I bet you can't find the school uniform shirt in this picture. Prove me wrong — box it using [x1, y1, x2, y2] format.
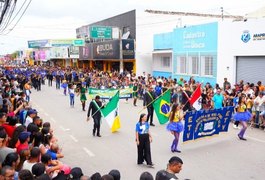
[135, 122, 149, 134]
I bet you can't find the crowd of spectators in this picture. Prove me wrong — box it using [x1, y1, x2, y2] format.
[0, 64, 264, 179]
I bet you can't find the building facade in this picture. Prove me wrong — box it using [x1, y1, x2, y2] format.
[76, 10, 136, 73]
[153, 18, 265, 86]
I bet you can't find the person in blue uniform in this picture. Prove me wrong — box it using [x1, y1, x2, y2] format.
[135, 113, 154, 167]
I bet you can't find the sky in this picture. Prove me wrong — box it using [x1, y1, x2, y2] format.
[0, 0, 265, 54]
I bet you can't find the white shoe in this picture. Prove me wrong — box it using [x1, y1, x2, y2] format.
[233, 124, 237, 129]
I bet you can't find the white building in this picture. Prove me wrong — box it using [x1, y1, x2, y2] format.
[217, 18, 265, 85]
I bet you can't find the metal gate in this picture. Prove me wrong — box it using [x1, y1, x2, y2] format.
[236, 56, 265, 84]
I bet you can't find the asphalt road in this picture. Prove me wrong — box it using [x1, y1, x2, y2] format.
[30, 83, 265, 180]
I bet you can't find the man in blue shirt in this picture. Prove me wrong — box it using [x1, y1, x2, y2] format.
[212, 88, 224, 109]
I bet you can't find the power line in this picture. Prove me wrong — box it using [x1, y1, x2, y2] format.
[1, 0, 32, 35]
[0, 0, 11, 25]
[6, 0, 27, 27]
[0, 0, 17, 32]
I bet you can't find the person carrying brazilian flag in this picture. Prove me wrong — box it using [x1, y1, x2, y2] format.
[142, 87, 171, 126]
[143, 86, 156, 126]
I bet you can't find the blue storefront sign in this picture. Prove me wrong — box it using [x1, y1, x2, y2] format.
[28, 40, 50, 48]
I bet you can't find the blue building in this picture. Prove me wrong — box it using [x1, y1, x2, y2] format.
[153, 22, 218, 86]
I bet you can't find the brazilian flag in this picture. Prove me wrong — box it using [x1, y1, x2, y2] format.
[153, 90, 171, 124]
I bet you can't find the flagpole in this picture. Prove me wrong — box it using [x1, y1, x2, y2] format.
[138, 88, 171, 114]
[87, 91, 119, 121]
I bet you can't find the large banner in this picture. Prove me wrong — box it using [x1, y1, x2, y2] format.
[183, 106, 234, 142]
[88, 87, 132, 99]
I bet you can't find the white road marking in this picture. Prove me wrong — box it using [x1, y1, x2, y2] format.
[246, 136, 265, 143]
[59, 126, 70, 132]
[83, 147, 95, 157]
[69, 135, 78, 142]
[44, 113, 49, 117]
[60, 126, 66, 131]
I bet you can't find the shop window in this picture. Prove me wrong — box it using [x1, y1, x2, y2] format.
[177, 56, 187, 74]
[160, 56, 170, 68]
[189, 56, 199, 75]
[201, 56, 213, 76]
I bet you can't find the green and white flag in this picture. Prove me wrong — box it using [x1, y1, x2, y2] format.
[101, 91, 121, 132]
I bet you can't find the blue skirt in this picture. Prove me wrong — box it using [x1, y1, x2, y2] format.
[166, 121, 184, 133]
[233, 111, 252, 122]
[61, 83, 68, 89]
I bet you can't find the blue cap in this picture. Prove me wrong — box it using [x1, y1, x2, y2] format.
[18, 131, 31, 141]
[28, 109, 38, 115]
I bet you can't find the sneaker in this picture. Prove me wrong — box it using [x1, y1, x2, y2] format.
[233, 124, 238, 129]
[150, 123, 155, 126]
[147, 164, 154, 168]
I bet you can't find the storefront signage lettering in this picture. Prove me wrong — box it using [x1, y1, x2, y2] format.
[93, 40, 120, 59]
[97, 44, 113, 53]
[253, 33, 265, 41]
[183, 31, 205, 39]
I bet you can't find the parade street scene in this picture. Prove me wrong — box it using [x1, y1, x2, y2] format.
[0, 0, 265, 180]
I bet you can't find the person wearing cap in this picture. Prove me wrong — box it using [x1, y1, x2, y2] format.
[108, 169, 121, 180]
[16, 131, 30, 154]
[156, 156, 183, 180]
[69, 167, 83, 180]
[24, 109, 38, 127]
[87, 95, 104, 137]
[143, 86, 156, 126]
